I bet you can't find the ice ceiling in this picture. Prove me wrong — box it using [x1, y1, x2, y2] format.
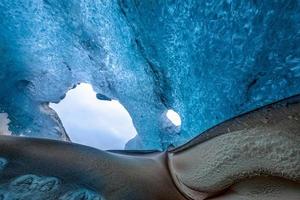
[0, 0, 299, 150]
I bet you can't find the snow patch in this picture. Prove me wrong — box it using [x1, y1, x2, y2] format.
[0, 113, 12, 136]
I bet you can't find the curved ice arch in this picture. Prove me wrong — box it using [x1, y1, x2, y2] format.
[0, 0, 299, 149]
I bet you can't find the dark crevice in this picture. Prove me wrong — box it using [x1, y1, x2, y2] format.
[117, 1, 172, 108]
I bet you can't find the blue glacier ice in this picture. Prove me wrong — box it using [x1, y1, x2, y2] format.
[0, 0, 299, 150]
[0, 158, 7, 170]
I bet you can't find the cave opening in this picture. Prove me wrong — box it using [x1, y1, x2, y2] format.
[50, 83, 137, 150]
[166, 109, 181, 127]
[0, 113, 11, 136]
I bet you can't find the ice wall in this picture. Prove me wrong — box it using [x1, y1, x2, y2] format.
[0, 0, 299, 149]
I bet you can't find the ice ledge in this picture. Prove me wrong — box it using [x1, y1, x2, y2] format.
[169, 95, 300, 199]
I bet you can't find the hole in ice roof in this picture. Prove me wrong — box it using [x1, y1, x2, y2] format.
[50, 83, 137, 150]
[166, 109, 181, 126]
[0, 113, 12, 136]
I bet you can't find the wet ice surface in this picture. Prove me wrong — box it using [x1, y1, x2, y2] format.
[0, 0, 299, 149]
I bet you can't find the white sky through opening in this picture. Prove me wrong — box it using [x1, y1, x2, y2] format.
[0, 113, 12, 136]
[50, 83, 137, 150]
[166, 109, 181, 126]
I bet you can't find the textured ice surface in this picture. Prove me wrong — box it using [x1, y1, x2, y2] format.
[0, 174, 101, 200]
[0, 0, 299, 149]
[171, 127, 300, 192]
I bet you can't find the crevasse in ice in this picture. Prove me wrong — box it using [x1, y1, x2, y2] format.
[0, 0, 299, 150]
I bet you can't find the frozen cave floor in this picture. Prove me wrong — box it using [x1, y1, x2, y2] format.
[0, 95, 298, 200]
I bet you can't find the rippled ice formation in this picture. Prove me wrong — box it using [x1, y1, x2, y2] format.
[0, 0, 299, 149]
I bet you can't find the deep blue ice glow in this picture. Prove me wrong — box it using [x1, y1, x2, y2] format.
[0, 0, 299, 149]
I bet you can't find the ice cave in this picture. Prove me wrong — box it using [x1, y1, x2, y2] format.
[0, 0, 299, 199]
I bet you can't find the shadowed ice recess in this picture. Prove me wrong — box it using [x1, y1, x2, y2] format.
[0, 0, 299, 150]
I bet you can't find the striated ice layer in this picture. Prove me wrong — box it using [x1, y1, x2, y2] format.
[0, 0, 299, 149]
